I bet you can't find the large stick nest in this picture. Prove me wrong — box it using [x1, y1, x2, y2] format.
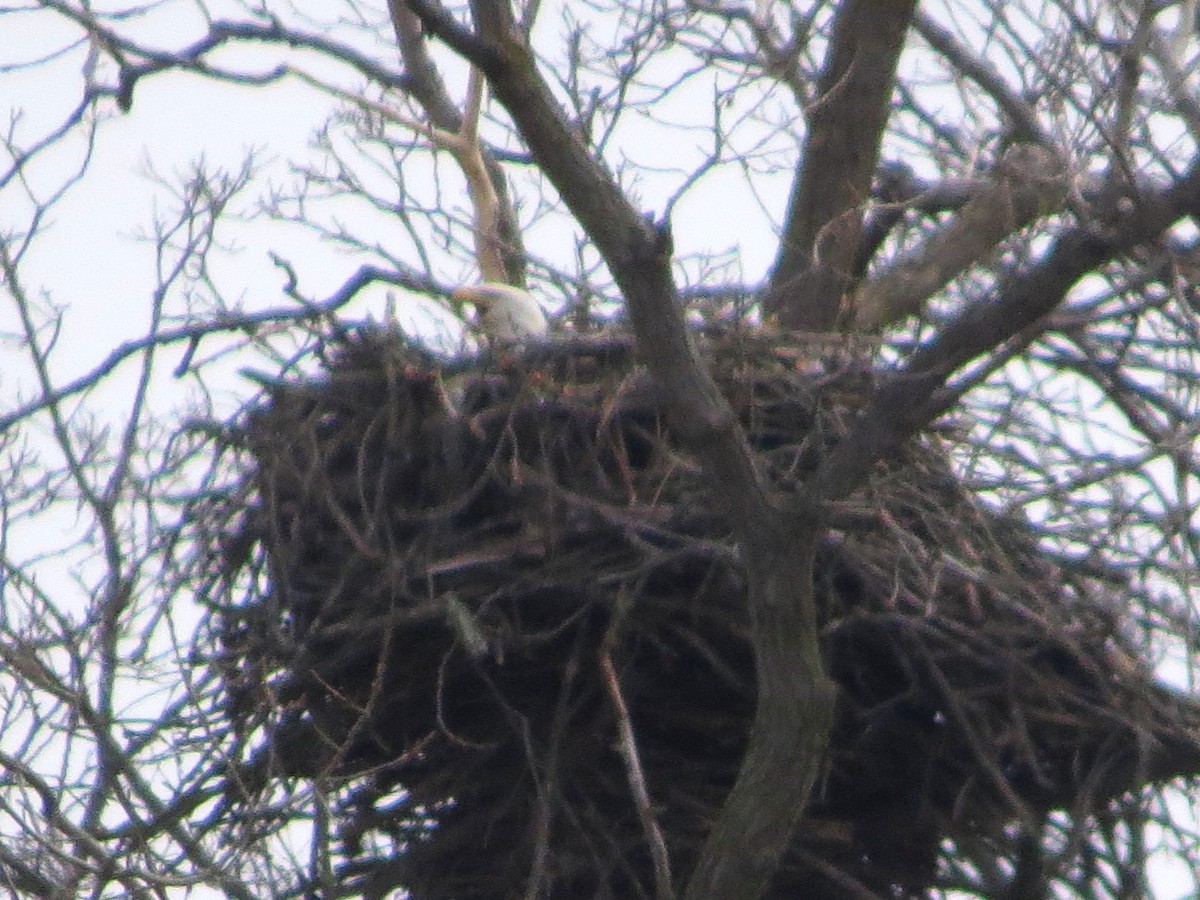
[215, 328, 1200, 898]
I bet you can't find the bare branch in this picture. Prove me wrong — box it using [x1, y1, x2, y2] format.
[600, 651, 674, 900]
[913, 10, 1051, 148]
[854, 144, 1069, 330]
[387, 2, 528, 282]
[819, 162, 1200, 502]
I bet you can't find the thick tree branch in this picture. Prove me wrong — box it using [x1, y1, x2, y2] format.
[685, 523, 835, 899]
[387, 0, 462, 125]
[764, 0, 917, 331]
[816, 166, 1200, 502]
[860, 163, 1186, 276]
[854, 144, 1069, 330]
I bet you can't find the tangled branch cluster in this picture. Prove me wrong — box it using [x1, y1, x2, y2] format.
[213, 329, 1200, 897]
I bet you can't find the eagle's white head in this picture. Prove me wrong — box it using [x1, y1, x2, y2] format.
[452, 283, 548, 343]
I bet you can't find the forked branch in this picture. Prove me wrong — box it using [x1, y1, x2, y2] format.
[289, 65, 508, 286]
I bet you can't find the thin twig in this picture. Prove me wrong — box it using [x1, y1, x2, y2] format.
[599, 650, 675, 900]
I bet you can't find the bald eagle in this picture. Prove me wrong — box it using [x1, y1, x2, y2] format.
[452, 283, 548, 342]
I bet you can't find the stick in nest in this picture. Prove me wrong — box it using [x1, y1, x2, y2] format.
[600, 649, 675, 899]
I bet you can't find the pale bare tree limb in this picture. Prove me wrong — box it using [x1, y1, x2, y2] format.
[854, 144, 1069, 330]
[290, 65, 505, 284]
[386, 1, 528, 282]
